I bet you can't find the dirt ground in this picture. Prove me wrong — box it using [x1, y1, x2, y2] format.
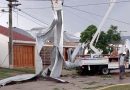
[1, 69, 130, 90]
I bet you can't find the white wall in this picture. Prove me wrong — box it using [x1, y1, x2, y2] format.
[0, 34, 9, 68]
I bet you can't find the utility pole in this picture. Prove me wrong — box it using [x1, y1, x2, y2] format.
[7, 0, 21, 68]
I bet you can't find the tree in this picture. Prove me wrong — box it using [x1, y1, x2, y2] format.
[80, 25, 97, 43]
[106, 25, 121, 44]
[80, 25, 121, 54]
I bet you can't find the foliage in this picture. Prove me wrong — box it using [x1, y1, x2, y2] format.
[80, 25, 97, 43]
[106, 25, 121, 44]
[80, 25, 121, 54]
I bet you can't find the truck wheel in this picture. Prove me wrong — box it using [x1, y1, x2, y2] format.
[101, 67, 109, 75]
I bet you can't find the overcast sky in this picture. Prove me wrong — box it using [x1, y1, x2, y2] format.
[0, 0, 130, 36]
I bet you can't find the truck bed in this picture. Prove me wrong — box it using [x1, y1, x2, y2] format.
[76, 57, 109, 66]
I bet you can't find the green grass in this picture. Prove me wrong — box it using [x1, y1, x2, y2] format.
[83, 85, 104, 90]
[0, 72, 11, 79]
[100, 85, 130, 90]
[83, 84, 114, 90]
[0, 68, 35, 80]
[12, 68, 35, 73]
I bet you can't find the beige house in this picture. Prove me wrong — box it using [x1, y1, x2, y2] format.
[0, 26, 36, 68]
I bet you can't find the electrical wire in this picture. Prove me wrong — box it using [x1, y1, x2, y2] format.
[21, 6, 51, 10]
[0, 7, 8, 8]
[0, 54, 9, 66]
[64, 7, 109, 31]
[64, 7, 98, 25]
[64, 6, 130, 26]
[64, 0, 130, 7]
[13, 10, 46, 27]
[16, 8, 19, 27]
[0, 2, 7, 4]
[16, 8, 49, 26]
[0, 12, 5, 18]
[23, 0, 50, 1]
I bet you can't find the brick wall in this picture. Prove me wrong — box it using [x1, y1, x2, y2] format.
[40, 46, 53, 68]
[40, 43, 77, 68]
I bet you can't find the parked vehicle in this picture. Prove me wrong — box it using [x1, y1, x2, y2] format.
[73, 0, 129, 75]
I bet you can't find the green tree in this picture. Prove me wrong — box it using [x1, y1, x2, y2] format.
[106, 25, 121, 44]
[80, 25, 97, 43]
[80, 25, 121, 54]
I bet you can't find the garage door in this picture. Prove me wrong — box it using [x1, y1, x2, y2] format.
[13, 44, 35, 68]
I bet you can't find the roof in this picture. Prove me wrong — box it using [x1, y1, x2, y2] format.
[13, 27, 34, 39]
[119, 36, 130, 44]
[30, 27, 80, 43]
[0, 26, 35, 42]
[44, 41, 79, 47]
[122, 36, 130, 41]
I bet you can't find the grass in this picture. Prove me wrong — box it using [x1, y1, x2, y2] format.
[83, 83, 114, 90]
[61, 69, 78, 77]
[0, 68, 35, 80]
[99, 84, 130, 90]
[83, 85, 104, 90]
[100, 75, 112, 79]
[125, 72, 130, 77]
[12, 68, 35, 73]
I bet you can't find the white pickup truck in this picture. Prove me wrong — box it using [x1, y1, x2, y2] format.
[75, 55, 129, 75]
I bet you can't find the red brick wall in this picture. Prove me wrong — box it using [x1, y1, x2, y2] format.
[40, 46, 53, 68]
[40, 46, 75, 68]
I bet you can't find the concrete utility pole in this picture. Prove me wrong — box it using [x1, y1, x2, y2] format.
[7, 0, 21, 68]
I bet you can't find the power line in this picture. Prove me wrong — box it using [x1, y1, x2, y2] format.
[16, 8, 48, 26]
[21, 10, 49, 26]
[64, 6, 130, 26]
[0, 2, 7, 4]
[0, 7, 8, 8]
[21, 6, 51, 10]
[13, 10, 45, 27]
[64, 0, 130, 7]
[64, 6, 101, 18]
[64, 7, 107, 31]
[23, 0, 50, 1]
[0, 13, 4, 17]
[64, 7, 97, 24]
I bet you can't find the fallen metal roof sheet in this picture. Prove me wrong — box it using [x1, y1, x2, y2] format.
[0, 74, 36, 86]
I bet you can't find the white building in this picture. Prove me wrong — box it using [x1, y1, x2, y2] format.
[0, 26, 36, 68]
